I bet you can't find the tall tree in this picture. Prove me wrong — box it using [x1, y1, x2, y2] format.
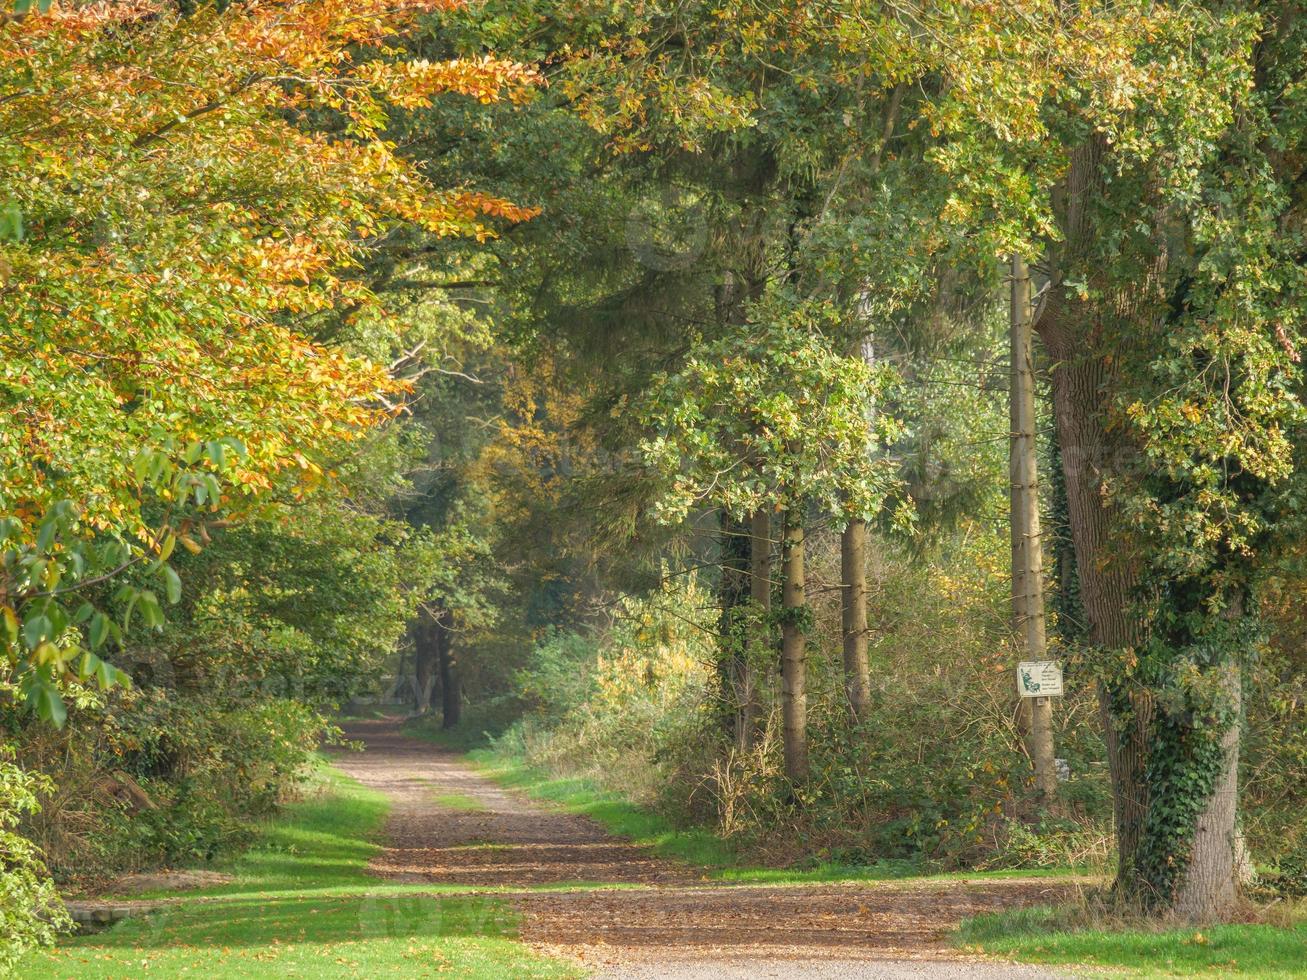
[639, 312, 901, 779]
[903, 0, 1305, 917]
[0, 0, 538, 722]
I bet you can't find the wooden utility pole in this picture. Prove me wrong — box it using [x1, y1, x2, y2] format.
[1010, 254, 1057, 803]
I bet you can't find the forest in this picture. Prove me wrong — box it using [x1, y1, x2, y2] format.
[1, 1, 1305, 977]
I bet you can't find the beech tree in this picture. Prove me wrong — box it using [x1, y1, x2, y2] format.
[0, 0, 538, 722]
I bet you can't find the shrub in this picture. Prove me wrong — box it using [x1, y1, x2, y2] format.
[499, 529, 1117, 872]
[0, 750, 69, 976]
[14, 691, 325, 884]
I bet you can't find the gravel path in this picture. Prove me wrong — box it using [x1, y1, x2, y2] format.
[332, 720, 1077, 979]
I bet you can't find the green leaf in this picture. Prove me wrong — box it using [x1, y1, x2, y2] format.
[35, 516, 58, 553]
[0, 201, 23, 242]
[206, 440, 226, 470]
[88, 612, 110, 649]
[138, 590, 164, 628]
[21, 672, 67, 728]
[79, 651, 119, 690]
[161, 564, 182, 604]
[22, 613, 51, 649]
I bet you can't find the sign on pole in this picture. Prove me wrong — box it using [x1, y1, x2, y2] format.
[1017, 661, 1063, 698]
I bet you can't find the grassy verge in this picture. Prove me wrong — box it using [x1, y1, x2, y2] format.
[958, 904, 1307, 978]
[25, 760, 580, 980]
[466, 747, 1086, 887]
[401, 706, 511, 752]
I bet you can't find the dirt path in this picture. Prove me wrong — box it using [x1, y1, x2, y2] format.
[333, 720, 1077, 978]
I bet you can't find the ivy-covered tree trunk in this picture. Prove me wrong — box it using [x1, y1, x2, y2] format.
[1173, 663, 1241, 918]
[840, 518, 870, 721]
[435, 607, 461, 729]
[780, 512, 808, 781]
[1039, 250, 1242, 918]
[1040, 318, 1150, 892]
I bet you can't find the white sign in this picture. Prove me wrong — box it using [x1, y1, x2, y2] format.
[1017, 661, 1063, 698]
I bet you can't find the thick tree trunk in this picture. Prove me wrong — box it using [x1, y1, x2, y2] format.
[435, 607, 460, 729]
[1010, 254, 1056, 803]
[840, 518, 870, 721]
[1039, 204, 1240, 914]
[1040, 310, 1153, 894]
[1173, 667, 1241, 920]
[780, 512, 807, 782]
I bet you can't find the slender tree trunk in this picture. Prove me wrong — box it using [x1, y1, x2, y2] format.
[780, 512, 807, 782]
[742, 509, 772, 750]
[1010, 254, 1057, 803]
[840, 518, 871, 721]
[435, 607, 460, 729]
[717, 511, 752, 744]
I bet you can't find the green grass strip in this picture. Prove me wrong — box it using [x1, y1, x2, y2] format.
[24, 760, 580, 979]
[958, 905, 1307, 978]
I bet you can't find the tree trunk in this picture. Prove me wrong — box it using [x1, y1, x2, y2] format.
[717, 511, 752, 745]
[780, 512, 807, 782]
[412, 620, 437, 715]
[435, 607, 460, 729]
[742, 508, 772, 749]
[1010, 253, 1056, 803]
[1042, 324, 1156, 887]
[1173, 666, 1241, 919]
[840, 518, 871, 721]
[1038, 166, 1241, 913]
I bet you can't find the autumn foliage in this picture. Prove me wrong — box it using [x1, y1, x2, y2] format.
[0, 0, 538, 719]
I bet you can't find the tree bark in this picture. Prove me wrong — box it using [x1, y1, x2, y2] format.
[1173, 666, 1241, 920]
[1040, 294, 1154, 897]
[412, 619, 437, 715]
[840, 518, 871, 721]
[435, 607, 460, 729]
[1037, 140, 1240, 914]
[717, 511, 752, 745]
[742, 508, 772, 749]
[780, 512, 808, 782]
[1010, 253, 1057, 803]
